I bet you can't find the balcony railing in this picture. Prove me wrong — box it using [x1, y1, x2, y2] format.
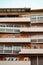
[4, 50, 12, 54]
[0, 49, 20, 54]
[0, 27, 20, 33]
[0, 27, 29, 33]
[0, 17, 30, 22]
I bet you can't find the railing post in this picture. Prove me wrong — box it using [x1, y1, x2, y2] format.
[12, 45, 13, 54]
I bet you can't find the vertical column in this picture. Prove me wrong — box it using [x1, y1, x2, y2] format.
[13, 25, 14, 33]
[37, 56, 39, 65]
[36, 16, 38, 22]
[37, 39, 38, 43]
[3, 44, 5, 54]
[5, 24, 6, 32]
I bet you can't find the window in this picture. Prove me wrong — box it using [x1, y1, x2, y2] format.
[0, 46, 3, 50]
[38, 39, 43, 42]
[14, 25, 21, 27]
[21, 46, 26, 49]
[5, 46, 12, 50]
[0, 24, 5, 27]
[31, 15, 43, 21]
[0, 29, 5, 32]
[37, 16, 43, 20]
[31, 16, 36, 21]
[6, 25, 13, 27]
[14, 29, 20, 32]
[6, 29, 13, 32]
[31, 39, 37, 43]
[13, 46, 20, 51]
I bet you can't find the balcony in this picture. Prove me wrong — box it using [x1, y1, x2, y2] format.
[1, 27, 43, 33]
[0, 61, 31, 65]
[19, 49, 43, 54]
[0, 17, 30, 22]
[0, 38, 30, 42]
[0, 49, 43, 54]
[31, 15, 43, 23]
[31, 35, 43, 43]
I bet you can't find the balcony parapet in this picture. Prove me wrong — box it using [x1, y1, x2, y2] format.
[0, 18, 30, 22]
[19, 49, 43, 54]
[0, 61, 31, 65]
[0, 38, 30, 42]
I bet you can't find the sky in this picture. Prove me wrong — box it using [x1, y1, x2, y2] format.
[0, 0, 43, 9]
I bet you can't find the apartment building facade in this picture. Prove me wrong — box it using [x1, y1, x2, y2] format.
[0, 8, 43, 65]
